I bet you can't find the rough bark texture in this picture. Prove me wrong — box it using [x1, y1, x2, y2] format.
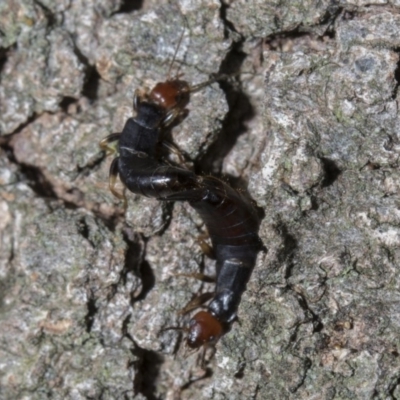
[1, 0, 400, 399]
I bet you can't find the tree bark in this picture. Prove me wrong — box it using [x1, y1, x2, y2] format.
[1, 0, 400, 399]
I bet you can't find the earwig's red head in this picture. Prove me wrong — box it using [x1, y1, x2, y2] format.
[149, 80, 190, 112]
[186, 311, 224, 349]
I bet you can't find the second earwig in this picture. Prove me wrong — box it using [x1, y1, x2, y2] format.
[181, 176, 262, 348]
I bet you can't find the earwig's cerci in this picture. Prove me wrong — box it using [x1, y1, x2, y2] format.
[100, 48, 262, 350]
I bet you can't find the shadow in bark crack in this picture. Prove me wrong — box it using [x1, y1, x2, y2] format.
[392, 48, 400, 100]
[59, 96, 78, 112]
[274, 222, 298, 280]
[0, 46, 12, 76]
[18, 163, 58, 199]
[115, 0, 144, 14]
[195, 40, 255, 176]
[82, 65, 101, 102]
[120, 230, 155, 304]
[132, 259, 155, 303]
[71, 43, 101, 102]
[219, 0, 239, 39]
[132, 346, 164, 400]
[85, 293, 98, 333]
[320, 157, 341, 188]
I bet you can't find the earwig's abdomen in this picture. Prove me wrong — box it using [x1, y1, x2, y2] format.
[117, 109, 201, 200]
[188, 176, 262, 327]
[119, 154, 199, 199]
[190, 176, 261, 247]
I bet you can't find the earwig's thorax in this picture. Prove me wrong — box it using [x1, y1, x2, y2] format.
[149, 80, 190, 111]
[186, 311, 224, 349]
[134, 101, 165, 129]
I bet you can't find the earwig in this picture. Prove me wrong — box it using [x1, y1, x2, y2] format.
[155, 176, 262, 350]
[99, 75, 195, 202]
[100, 57, 221, 202]
[183, 176, 262, 348]
[102, 117, 263, 349]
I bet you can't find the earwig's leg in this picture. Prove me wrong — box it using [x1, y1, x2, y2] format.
[182, 343, 200, 360]
[163, 107, 188, 127]
[197, 234, 216, 260]
[162, 141, 187, 165]
[99, 133, 120, 155]
[200, 345, 216, 369]
[133, 88, 143, 111]
[134, 87, 149, 111]
[109, 157, 122, 198]
[109, 157, 127, 210]
[178, 292, 214, 315]
[199, 346, 207, 369]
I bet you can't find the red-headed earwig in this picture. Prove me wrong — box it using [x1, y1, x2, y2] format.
[178, 176, 262, 348]
[155, 176, 262, 351]
[99, 28, 221, 202]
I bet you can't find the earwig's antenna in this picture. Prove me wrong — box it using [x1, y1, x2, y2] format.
[188, 74, 228, 93]
[159, 326, 186, 333]
[166, 16, 189, 80]
[188, 72, 243, 93]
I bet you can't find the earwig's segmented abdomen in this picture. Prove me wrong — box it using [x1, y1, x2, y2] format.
[116, 104, 202, 200]
[190, 176, 261, 247]
[188, 176, 262, 328]
[119, 154, 199, 199]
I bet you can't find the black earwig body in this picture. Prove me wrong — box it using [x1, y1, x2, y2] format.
[117, 96, 199, 200]
[101, 79, 201, 200]
[101, 72, 223, 200]
[101, 30, 227, 202]
[185, 177, 262, 348]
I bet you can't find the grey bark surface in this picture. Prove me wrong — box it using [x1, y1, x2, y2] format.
[1, 0, 400, 399]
